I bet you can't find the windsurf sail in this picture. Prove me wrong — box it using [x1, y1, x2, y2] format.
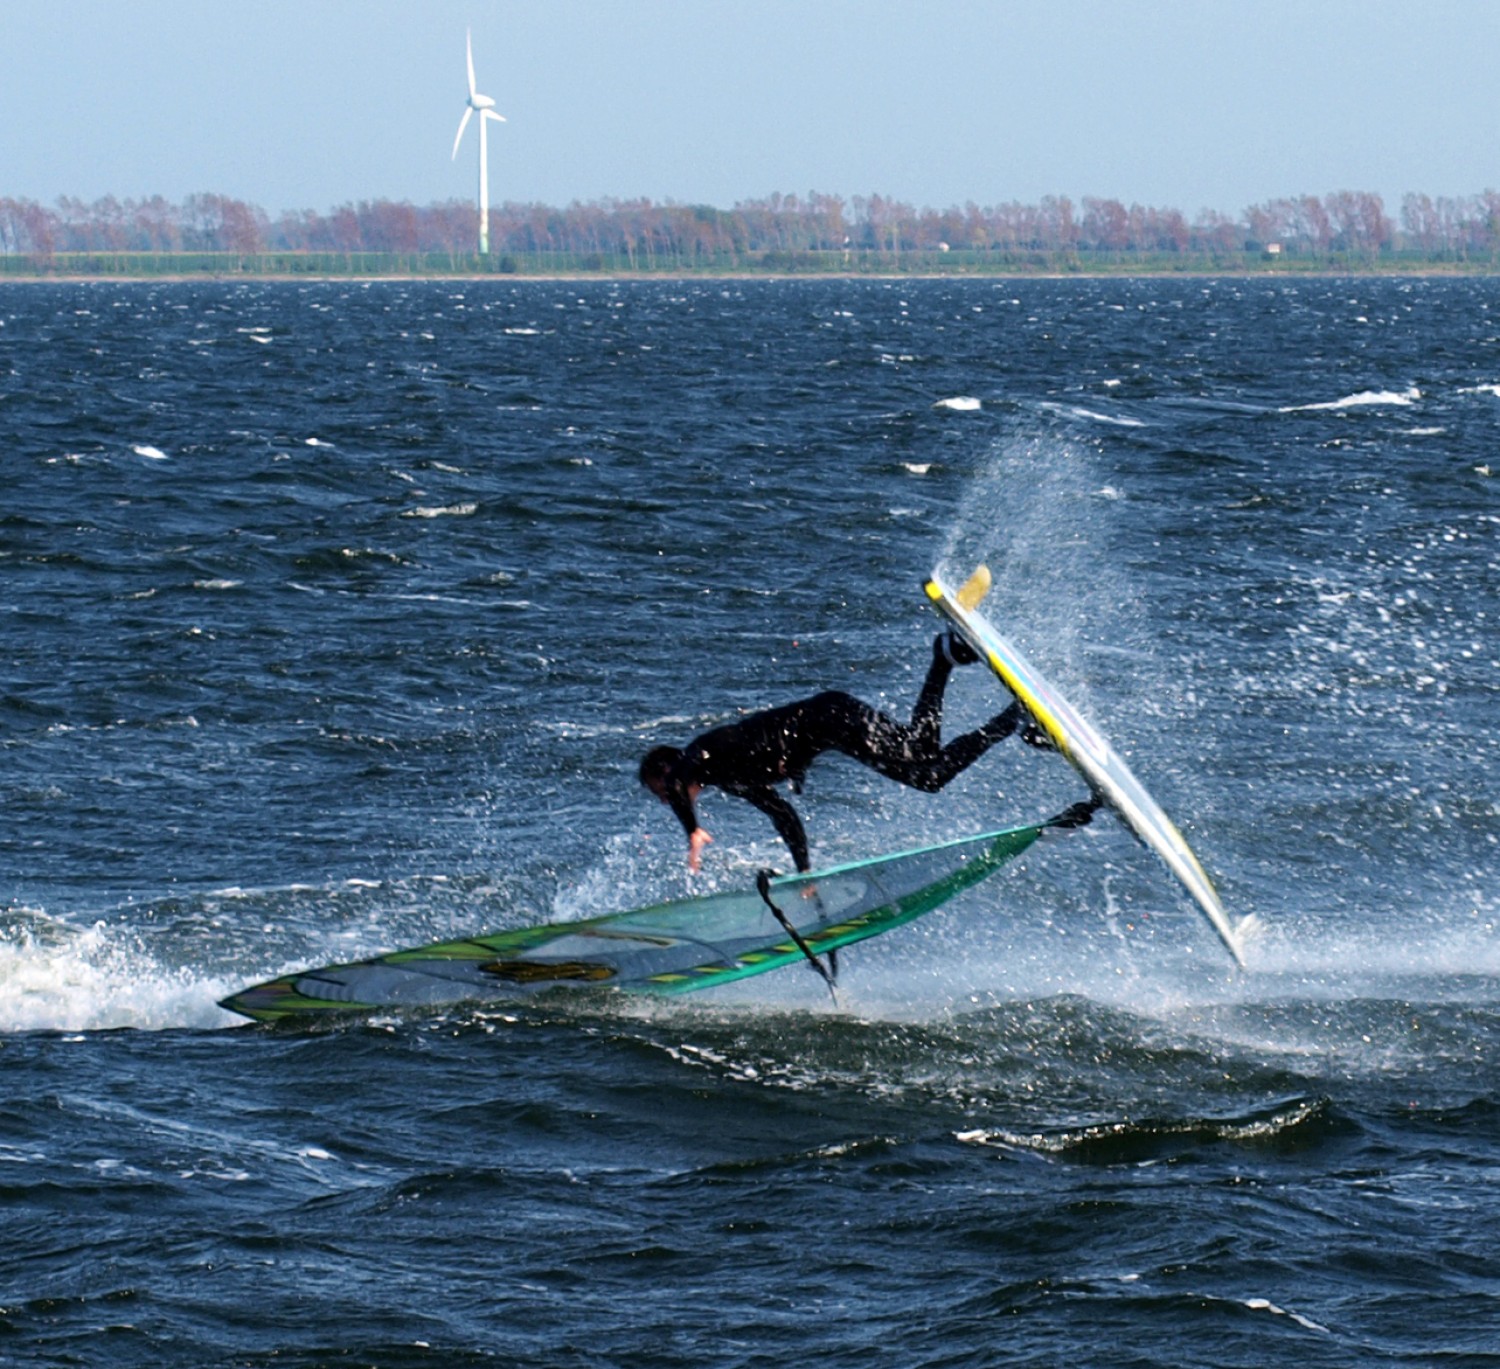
[219, 821, 1050, 1022]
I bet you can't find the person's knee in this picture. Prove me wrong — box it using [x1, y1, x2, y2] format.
[906, 767, 948, 794]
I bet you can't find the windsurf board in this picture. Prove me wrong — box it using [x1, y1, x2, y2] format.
[925, 565, 1244, 967]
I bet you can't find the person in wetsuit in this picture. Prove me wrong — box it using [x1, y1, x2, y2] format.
[639, 631, 1030, 873]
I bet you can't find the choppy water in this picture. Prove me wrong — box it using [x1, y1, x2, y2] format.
[2, 276, 1497, 1367]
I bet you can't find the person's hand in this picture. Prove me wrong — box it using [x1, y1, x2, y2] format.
[1051, 796, 1102, 829]
[687, 827, 714, 872]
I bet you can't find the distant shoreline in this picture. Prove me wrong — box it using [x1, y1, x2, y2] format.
[6, 264, 1500, 286]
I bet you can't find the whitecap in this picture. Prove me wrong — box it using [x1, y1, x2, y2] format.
[933, 396, 982, 412]
[1282, 386, 1420, 412]
[401, 503, 477, 519]
[131, 444, 169, 460]
[1242, 1298, 1329, 1334]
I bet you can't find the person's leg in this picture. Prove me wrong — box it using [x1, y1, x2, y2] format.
[914, 701, 1024, 789]
[809, 679, 1022, 794]
[908, 631, 979, 750]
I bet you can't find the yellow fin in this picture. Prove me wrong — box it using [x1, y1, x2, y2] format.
[956, 565, 992, 611]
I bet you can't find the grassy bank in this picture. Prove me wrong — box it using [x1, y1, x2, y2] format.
[4, 247, 1499, 280]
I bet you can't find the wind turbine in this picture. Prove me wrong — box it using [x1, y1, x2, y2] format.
[450, 29, 505, 254]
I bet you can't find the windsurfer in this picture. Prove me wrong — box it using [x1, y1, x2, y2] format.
[640, 632, 1044, 873]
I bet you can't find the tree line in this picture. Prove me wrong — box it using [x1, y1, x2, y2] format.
[4, 188, 1500, 269]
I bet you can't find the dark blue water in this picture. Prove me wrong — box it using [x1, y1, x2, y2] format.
[2, 276, 1497, 1367]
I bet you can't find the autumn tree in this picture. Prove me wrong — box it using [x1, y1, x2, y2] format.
[1082, 197, 1129, 251]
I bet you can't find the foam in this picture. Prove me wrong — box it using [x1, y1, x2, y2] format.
[0, 916, 241, 1033]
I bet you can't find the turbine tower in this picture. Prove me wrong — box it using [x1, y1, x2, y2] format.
[450, 29, 505, 254]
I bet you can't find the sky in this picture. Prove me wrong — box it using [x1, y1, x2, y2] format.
[5, 0, 1499, 220]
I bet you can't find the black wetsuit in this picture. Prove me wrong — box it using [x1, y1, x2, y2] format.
[659, 646, 1022, 871]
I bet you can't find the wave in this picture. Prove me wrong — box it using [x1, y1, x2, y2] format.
[1036, 400, 1146, 427]
[956, 1093, 1338, 1164]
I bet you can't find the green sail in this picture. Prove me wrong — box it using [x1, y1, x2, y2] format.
[220, 822, 1046, 1023]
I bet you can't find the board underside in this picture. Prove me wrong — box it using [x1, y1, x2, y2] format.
[925, 568, 1243, 967]
[220, 822, 1045, 1022]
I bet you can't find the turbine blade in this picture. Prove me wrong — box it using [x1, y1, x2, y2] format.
[466, 29, 477, 100]
[451, 107, 472, 160]
[483, 109, 506, 123]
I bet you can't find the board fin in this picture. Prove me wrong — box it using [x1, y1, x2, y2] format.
[956, 564, 992, 611]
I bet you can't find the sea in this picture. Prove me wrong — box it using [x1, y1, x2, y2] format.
[1, 274, 1496, 1367]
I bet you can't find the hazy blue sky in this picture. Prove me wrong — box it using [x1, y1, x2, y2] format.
[6, 0, 1499, 218]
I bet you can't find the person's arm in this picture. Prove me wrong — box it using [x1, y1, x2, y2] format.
[664, 780, 713, 872]
[739, 786, 811, 873]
